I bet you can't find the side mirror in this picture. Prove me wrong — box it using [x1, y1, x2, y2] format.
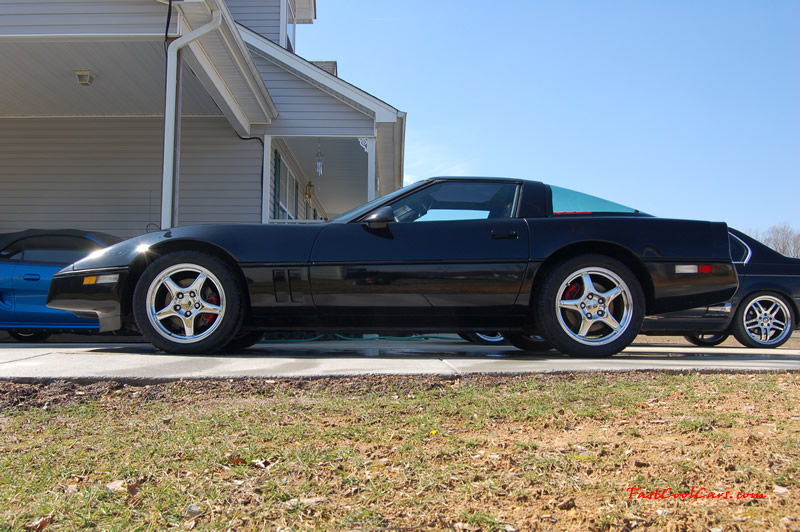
[364, 205, 395, 230]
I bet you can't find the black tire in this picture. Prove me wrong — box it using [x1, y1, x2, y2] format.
[505, 334, 552, 352]
[459, 332, 509, 345]
[222, 331, 265, 352]
[684, 333, 729, 347]
[535, 255, 645, 358]
[9, 331, 51, 343]
[731, 292, 795, 348]
[132, 251, 245, 354]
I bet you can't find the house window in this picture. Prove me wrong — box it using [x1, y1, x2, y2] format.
[272, 152, 300, 220]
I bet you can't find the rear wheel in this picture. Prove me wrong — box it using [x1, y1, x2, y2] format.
[133, 251, 245, 354]
[731, 292, 794, 348]
[9, 331, 51, 343]
[684, 333, 729, 347]
[536, 255, 644, 358]
[459, 332, 508, 345]
[505, 334, 552, 352]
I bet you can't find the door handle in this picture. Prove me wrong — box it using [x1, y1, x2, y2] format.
[491, 231, 518, 240]
[23, 273, 41, 281]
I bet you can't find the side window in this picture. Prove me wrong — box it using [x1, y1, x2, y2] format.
[729, 234, 750, 263]
[550, 185, 637, 215]
[18, 236, 102, 264]
[384, 182, 519, 223]
[0, 241, 24, 261]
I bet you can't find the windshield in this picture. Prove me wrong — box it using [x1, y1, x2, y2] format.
[330, 180, 430, 222]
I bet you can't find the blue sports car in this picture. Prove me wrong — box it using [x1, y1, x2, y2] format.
[0, 229, 121, 342]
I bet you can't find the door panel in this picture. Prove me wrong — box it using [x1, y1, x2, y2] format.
[309, 218, 530, 322]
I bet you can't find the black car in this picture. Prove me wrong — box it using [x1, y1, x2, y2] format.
[0, 229, 122, 342]
[47, 177, 738, 357]
[642, 229, 799, 348]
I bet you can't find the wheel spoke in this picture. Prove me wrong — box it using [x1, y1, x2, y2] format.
[181, 315, 195, 338]
[187, 273, 207, 294]
[577, 317, 593, 337]
[155, 305, 177, 321]
[580, 273, 596, 298]
[200, 300, 222, 315]
[558, 298, 583, 312]
[597, 286, 622, 304]
[766, 303, 781, 318]
[162, 277, 182, 298]
[600, 313, 621, 331]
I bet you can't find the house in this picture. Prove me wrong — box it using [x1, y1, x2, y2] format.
[0, 0, 406, 238]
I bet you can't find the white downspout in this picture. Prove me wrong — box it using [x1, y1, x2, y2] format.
[160, 9, 223, 230]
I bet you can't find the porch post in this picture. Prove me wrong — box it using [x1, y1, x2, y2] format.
[261, 135, 272, 223]
[360, 137, 377, 201]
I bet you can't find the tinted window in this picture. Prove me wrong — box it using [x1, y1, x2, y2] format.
[19, 236, 103, 264]
[550, 185, 637, 215]
[0, 241, 23, 261]
[729, 234, 750, 263]
[384, 181, 519, 223]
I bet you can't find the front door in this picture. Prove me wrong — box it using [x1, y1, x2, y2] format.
[309, 180, 530, 329]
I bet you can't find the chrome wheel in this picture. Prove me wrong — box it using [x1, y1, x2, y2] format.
[145, 263, 226, 344]
[555, 267, 633, 346]
[738, 294, 792, 347]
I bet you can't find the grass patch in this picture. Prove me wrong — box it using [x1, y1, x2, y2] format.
[0, 372, 798, 530]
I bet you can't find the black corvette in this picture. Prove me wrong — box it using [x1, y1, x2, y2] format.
[47, 177, 738, 357]
[642, 229, 799, 348]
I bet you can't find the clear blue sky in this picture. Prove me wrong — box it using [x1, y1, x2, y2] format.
[298, 1, 799, 233]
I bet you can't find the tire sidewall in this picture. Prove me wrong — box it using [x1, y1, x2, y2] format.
[536, 255, 644, 357]
[731, 292, 795, 348]
[133, 251, 244, 354]
[684, 334, 729, 347]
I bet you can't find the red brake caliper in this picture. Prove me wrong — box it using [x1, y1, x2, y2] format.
[202, 295, 219, 325]
[563, 282, 580, 300]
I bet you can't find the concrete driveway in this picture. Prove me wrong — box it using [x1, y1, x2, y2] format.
[1, 336, 798, 382]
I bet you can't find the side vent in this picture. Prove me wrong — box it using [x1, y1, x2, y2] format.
[273, 268, 305, 303]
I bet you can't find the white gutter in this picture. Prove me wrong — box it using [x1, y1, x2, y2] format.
[161, 9, 222, 230]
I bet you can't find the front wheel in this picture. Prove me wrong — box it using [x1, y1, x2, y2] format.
[731, 292, 794, 348]
[133, 251, 245, 354]
[535, 255, 645, 358]
[9, 331, 51, 343]
[684, 333, 729, 347]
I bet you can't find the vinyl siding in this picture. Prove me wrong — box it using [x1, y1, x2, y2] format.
[226, 0, 281, 43]
[0, 0, 175, 36]
[253, 55, 375, 137]
[178, 118, 263, 226]
[0, 117, 263, 238]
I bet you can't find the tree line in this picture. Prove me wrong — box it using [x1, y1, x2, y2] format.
[747, 223, 800, 258]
